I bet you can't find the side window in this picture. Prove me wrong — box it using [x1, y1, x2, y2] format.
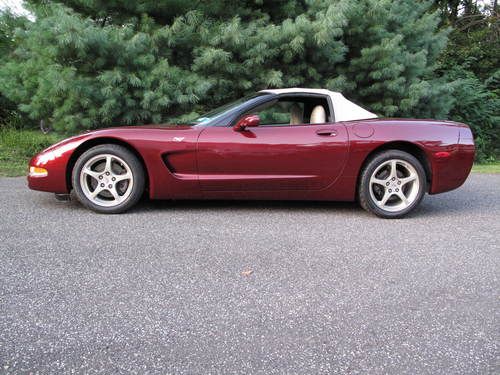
[259, 101, 304, 126]
[241, 96, 331, 126]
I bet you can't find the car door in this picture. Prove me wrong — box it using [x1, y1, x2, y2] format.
[196, 96, 349, 191]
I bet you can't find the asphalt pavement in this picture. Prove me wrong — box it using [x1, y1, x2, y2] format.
[0, 174, 499, 374]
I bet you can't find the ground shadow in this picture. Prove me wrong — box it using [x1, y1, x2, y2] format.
[133, 197, 362, 214]
[35, 184, 491, 218]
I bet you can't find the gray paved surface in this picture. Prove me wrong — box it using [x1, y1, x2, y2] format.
[0, 174, 499, 374]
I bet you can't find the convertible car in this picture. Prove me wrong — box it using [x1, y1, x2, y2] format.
[28, 88, 475, 218]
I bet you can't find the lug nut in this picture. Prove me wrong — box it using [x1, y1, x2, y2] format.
[389, 189, 392, 193]
[108, 184, 112, 188]
[396, 188, 399, 192]
[397, 181, 401, 185]
[392, 177, 396, 181]
[112, 177, 116, 181]
[106, 172, 110, 176]
[100, 183, 104, 187]
[386, 182, 390, 186]
[99, 175, 103, 180]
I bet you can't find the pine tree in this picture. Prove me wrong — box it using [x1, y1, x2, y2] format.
[0, 1, 455, 133]
[0, 10, 28, 126]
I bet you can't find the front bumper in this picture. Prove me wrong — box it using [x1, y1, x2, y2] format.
[27, 152, 71, 194]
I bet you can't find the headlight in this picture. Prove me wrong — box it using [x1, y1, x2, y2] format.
[29, 166, 48, 177]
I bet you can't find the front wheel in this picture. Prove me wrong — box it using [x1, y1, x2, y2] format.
[72, 144, 145, 213]
[358, 150, 426, 218]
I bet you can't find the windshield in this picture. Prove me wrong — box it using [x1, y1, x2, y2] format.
[188, 93, 268, 126]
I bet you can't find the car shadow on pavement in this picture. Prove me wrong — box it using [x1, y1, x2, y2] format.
[118, 186, 488, 218]
[134, 197, 363, 214]
[36, 186, 488, 218]
[131, 198, 457, 219]
[40, 191, 365, 215]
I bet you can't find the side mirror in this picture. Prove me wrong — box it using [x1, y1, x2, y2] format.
[233, 114, 260, 131]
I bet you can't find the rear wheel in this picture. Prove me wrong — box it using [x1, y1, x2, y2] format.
[72, 144, 145, 213]
[358, 150, 426, 218]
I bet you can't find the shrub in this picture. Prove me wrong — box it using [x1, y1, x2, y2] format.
[0, 1, 452, 133]
[446, 67, 499, 161]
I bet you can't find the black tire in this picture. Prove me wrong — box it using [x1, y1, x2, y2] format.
[72, 144, 145, 214]
[358, 150, 426, 218]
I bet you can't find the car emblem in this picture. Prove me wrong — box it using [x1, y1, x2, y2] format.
[173, 137, 185, 142]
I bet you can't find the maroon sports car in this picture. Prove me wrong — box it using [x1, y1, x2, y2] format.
[28, 88, 475, 218]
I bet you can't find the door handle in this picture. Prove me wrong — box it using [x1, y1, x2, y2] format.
[316, 129, 337, 137]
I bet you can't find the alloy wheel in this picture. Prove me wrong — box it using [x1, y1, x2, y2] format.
[368, 159, 420, 213]
[79, 154, 134, 207]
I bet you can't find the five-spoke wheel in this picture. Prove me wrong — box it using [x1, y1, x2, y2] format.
[72, 144, 145, 213]
[359, 150, 426, 218]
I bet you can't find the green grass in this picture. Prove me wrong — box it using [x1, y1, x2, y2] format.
[0, 128, 62, 177]
[471, 162, 500, 173]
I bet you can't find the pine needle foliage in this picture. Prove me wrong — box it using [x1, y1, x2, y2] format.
[0, 1, 465, 134]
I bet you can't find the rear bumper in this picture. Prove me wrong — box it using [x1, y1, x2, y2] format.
[429, 129, 475, 194]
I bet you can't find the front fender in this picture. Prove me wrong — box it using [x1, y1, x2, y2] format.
[28, 126, 204, 198]
[28, 134, 92, 193]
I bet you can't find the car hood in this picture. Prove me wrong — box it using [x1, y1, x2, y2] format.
[90, 123, 195, 131]
[39, 123, 197, 155]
